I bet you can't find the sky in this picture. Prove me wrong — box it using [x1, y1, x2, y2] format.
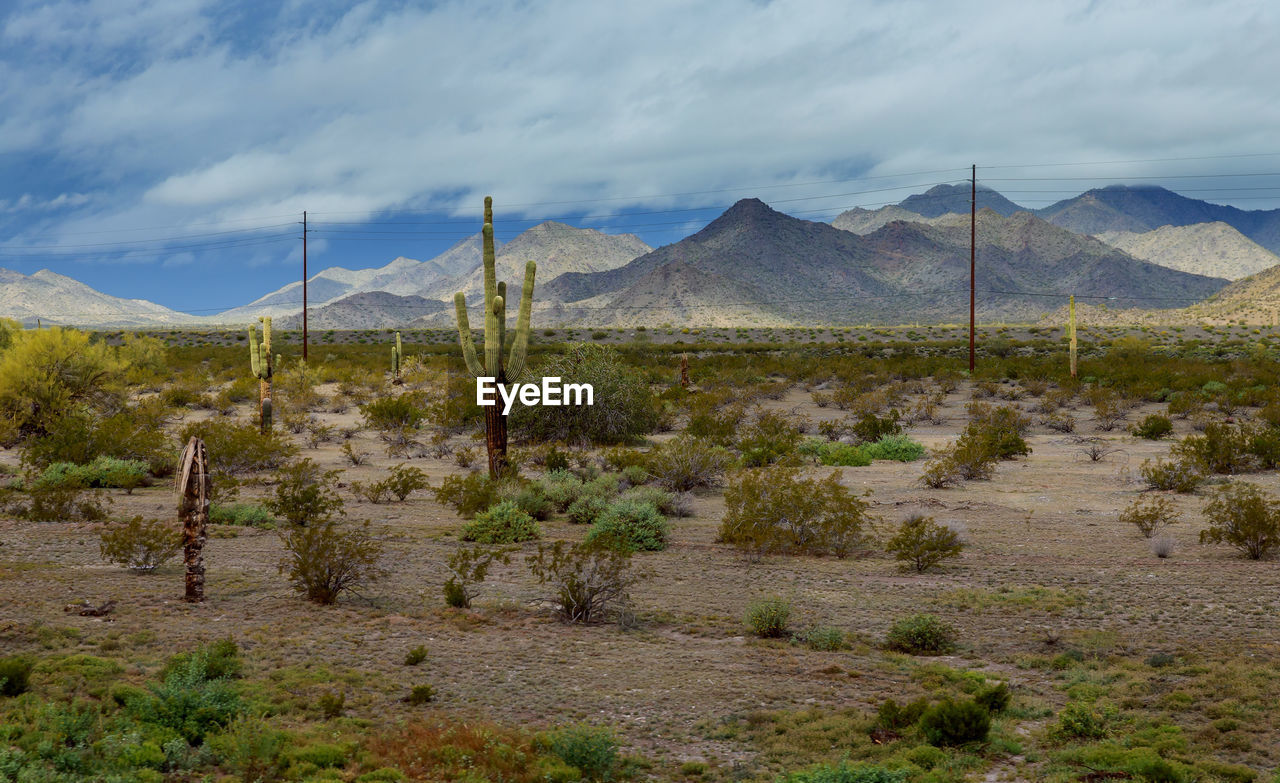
[2, 0, 1280, 315]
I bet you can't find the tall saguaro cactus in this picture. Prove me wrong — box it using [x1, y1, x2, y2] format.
[1068, 295, 1077, 379]
[454, 196, 536, 478]
[249, 316, 276, 433]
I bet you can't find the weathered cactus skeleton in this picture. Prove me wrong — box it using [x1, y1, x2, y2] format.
[453, 197, 537, 478]
[177, 436, 210, 603]
[391, 331, 403, 385]
[248, 315, 278, 433]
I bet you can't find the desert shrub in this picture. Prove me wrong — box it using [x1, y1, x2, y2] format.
[31, 456, 149, 493]
[266, 459, 344, 526]
[619, 485, 685, 517]
[278, 520, 386, 604]
[497, 481, 555, 521]
[797, 438, 871, 467]
[720, 467, 872, 558]
[875, 697, 928, 730]
[919, 436, 999, 488]
[208, 715, 287, 782]
[645, 436, 732, 491]
[779, 762, 908, 783]
[850, 410, 902, 444]
[511, 343, 658, 445]
[404, 684, 436, 705]
[0, 655, 33, 696]
[317, 689, 345, 718]
[1053, 701, 1111, 740]
[1119, 495, 1181, 538]
[1171, 422, 1268, 475]
[99, 516, 180, 571]
[567, 494, 610, 525]
[540, 469, 584, 511]
[885, 515, 964, 572]
[178, 420, 297, 475]
[361, 394, 426, 431]
[1200, 482, 1280, 559]
[25, 402, 175, 475]
[973, 681, 1012, 714]
[799, 625, 847, 651]
[546, 724, 619, 782]
[884, 613, 957, 654]
[919, 699, 991, 746]
[433, 472, 498, 518]
[209, 502, 274, 527]
[0, 326, 124, 438]
[585, 499, 669, 552]
[444, 545, 510, 608]
[526, 539, 638, 624]
[461, 501, 540, 544]
[130, 643, 244, 743]
[1131, 414, 1174, 440]
[385, 463, 429, 501]
[619, 464, 648, 486]
[862, 434, 926, 462]
[351, 477, 392, 504]
[744, 596, 791, 638]
[19, 481, 108, 522]
[964, 402, 1031, 459]
[685, 397, 744, 446]
[404, 646, 429, 666]
[737, 410, 802, 467]
[1139, 457, 1203, 493]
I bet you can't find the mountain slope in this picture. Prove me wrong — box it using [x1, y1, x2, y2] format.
[831, 205, 930, 234]
[1037, 185, 1280, 254]
[219, 256, 445, 320]
[540, 200, 1229, 326]
[1095, 222, 1280, 281]
[898, 184, 1025, 218]
[0, 268, 198, 327]
[277, 292, 448, 330]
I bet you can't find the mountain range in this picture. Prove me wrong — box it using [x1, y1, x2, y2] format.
[7, 183, 1280, 328]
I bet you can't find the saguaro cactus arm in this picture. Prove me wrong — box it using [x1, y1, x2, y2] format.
[455, 293, 485, 376]
[506, 261, 537, 381]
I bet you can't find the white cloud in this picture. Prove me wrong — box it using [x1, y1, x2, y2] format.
[3, 0, 1280, 249]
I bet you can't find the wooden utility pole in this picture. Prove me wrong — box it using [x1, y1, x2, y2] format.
[969, 164, 976, 373]
[177, 437, 210, 603]
[1069, 295, 1078, 378]
[302, 210, 309, 361]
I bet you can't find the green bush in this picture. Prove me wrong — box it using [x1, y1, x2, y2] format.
[685, 397, 744, 446]
[885, 515, 963, 572]
[862, 434, 926, 462]
[918, 698, 991, 746]
[404, 646, 428, 666]
[461, 501, 540, 544]
[540, 469, 584, 511]
[526, 540, 638, 624]
[798, 438, 872, 467]
[385, 463, 429, 501]
[566, 494, 610, 525]
[31, 456, 149, 492]
[178, 420, 297, 475]
[546, 724, 618, 782]
[498, 481, 554, 521]
[1053, 701, 1111, 740]
[619, 485, 687, 517]
[585, 499, 669, 552]
[131, 643, 244, 743]
[737, 410, 802, 467]
[799, 626, 847, 651]
[1119, 495, 1180, 538]
[619, 464, 649, 486]
[850, 411, 902, 444]
[0, 326, 123, 438]
[266, 459, 344, 526]
[361, 394, 426, 431]
[745, 596, 792, 638]
[209, 715, 287, 781]
[0, 655, 33, 696]
[720, 467, 871, 557]
[209, 502, 274, 527]
[1131, 414, 1174, 439]
[973, 682, 1011, 714]
[645, 436, 733, 491]
[433, 472, 498, 518]
[875, 697, 928, 730]
[404, 684, 436, 705]
[23, 404, 175, 476]
[1200, 481, 1280, 559]
[884, 614, 957, 654]
[1139, 457, 1203, 493]
[99, 516, 180, 572]
[278, 521, 386, 604]
[511, 343, 658, 445]
[444, 545, 510, 608]
[963, 403, 1031, 460]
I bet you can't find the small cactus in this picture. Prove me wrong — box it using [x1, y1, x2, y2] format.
[249, 316, 275, 432]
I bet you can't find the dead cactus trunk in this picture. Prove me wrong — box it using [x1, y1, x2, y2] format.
[177, 436, 210, 603]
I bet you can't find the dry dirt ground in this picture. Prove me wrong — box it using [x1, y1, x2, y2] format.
[2, 382, 1279, 779]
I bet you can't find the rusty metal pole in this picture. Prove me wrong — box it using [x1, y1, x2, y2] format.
[969, 164, 976, 373]
[302, 210, 309, 362]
